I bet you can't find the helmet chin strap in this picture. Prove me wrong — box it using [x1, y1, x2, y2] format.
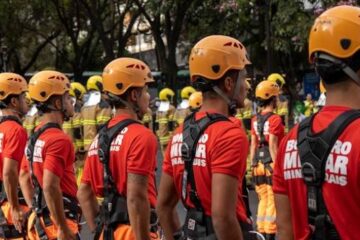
[212, 70, 245, 116]
[109, 93, 143, 120]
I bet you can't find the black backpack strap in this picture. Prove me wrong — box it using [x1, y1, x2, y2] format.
[297, 109, 360, 240]
[181, 112, 229, 211]
[256, 112, 273, 146]
[0, 115, 22, 126]
[97, 118, 140, 240]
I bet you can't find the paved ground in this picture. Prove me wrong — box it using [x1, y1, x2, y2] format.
[79, 149, 260, 239]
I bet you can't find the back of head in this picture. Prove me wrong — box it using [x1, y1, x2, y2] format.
[0, 73, 27, 109]
[87, 75, 103, 92]
[70, 82, 87, 100]
[181, 86, 196, 100]
[309, 6, 360, 87]
[255, 80, 280, 107]
[159, 88, 175, 102]
[267, 73, 285, 89]
[189, 91, 203, 109]
[29, 70, 70, 103]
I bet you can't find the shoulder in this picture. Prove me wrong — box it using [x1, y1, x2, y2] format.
[127, 123, 157, 142]
[44, 128, 72, 145]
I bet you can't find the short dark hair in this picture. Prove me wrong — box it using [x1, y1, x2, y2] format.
[256, 96, 276, 107]
[315, 50, 360, 84]
[35, 95, 62, 114]
[0, 94, 19, 109]
[193, 69, 240, 95]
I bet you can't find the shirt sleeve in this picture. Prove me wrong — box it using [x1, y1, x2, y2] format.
[2, 127, 27, 162]
[127, 130, 157, 176]
[272, 137, 288, 195]
[210, 124, 249, 180]
[43, 137, 71, 178]
[269, 115, 284, 137]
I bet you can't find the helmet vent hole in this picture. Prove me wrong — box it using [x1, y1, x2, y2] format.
[340, 39, 351, 50]
[265, 93, 269, 97]
[40, 91, 46, 98]
[126, 64, 135, 68]
[314, 28, 317, 32]
[224, 42, 232, 47]
[140, 65, 145, 70]
[0, 91, 4, 96]
[211, 65, 220, 73]
[116, 83, 123, 90]
[233, 43, 239, 48]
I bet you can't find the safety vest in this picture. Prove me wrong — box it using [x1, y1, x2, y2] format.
[23, 105, 41, 137]
[94, 119, 158, 240]
[63, 102, 83, 152]
[297, 109, 360, 240]
[180, 112, 254, 239]
[155, 103, 175, 146]
[81, 100, 112, 151]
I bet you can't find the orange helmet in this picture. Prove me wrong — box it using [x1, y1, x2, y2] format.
[309, 6, 360, 63]
[29, 70, 70, 103]
[189, 91, 203, 109]
[102, 57, 154, 96]
[255, 80, 280, 100]
[189, 35, 250, 82]
[0, 73, 27, 101]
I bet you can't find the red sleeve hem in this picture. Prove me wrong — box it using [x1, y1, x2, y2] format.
[2, 154, 21, 162]
[127, 168, 151, 176]
[212, 168, 241, 180]
[273, 189, 288, 195]
[162, 169, 173, 177]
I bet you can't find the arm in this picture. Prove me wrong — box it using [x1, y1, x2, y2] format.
[19, 169, 34, 208]
[249, 134, 257, 164]
[275, 194, 294, 240]
[77, 183, 99, 232]
[127, 173, 150, 240]
[212, 173, 243, 240]
[3, 158, 23, 232]
[269, 134, 279, 162]
[157, 173, 181, 240]
[43, 170, 75, 240]
[3, 158, 20, 209]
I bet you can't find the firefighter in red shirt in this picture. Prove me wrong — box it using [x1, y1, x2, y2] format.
[157, 35, 255, 240]
[274, 6, 360, 240]
[250, 80, 284, 240]
[20, 70, 80, 240]
[0, 73, 29, 239]
[77, 58, 159, 240]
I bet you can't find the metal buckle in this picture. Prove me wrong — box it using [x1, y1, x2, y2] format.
[181, 142, 190, 161]
[301, 162, 317, 184]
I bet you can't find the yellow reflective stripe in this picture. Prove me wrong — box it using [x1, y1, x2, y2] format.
[84, 139, 94, 144]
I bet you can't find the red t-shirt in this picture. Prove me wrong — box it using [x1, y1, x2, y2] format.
[162, 111, 249, 222]
[251, 112, 284, 146]
[0, 119, 27, 178]
[81, 114, 158, 207]
[273, 106, 360, 240]
[22, 124, 77, 198]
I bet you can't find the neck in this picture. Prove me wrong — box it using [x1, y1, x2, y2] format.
[41, 111, 64, 126]
[325, 82, 360, 109]
[200, 97, 229, 116]
[114, 108, 138, 120]
[1, 108, 21, 119]
[261, 105, 274, 113]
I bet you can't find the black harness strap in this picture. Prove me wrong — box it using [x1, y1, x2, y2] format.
[181, 112, 229, 211]
[297, 109, 360, 240]
[96, 119, 140, 240]
[257, 112, 273, 147]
